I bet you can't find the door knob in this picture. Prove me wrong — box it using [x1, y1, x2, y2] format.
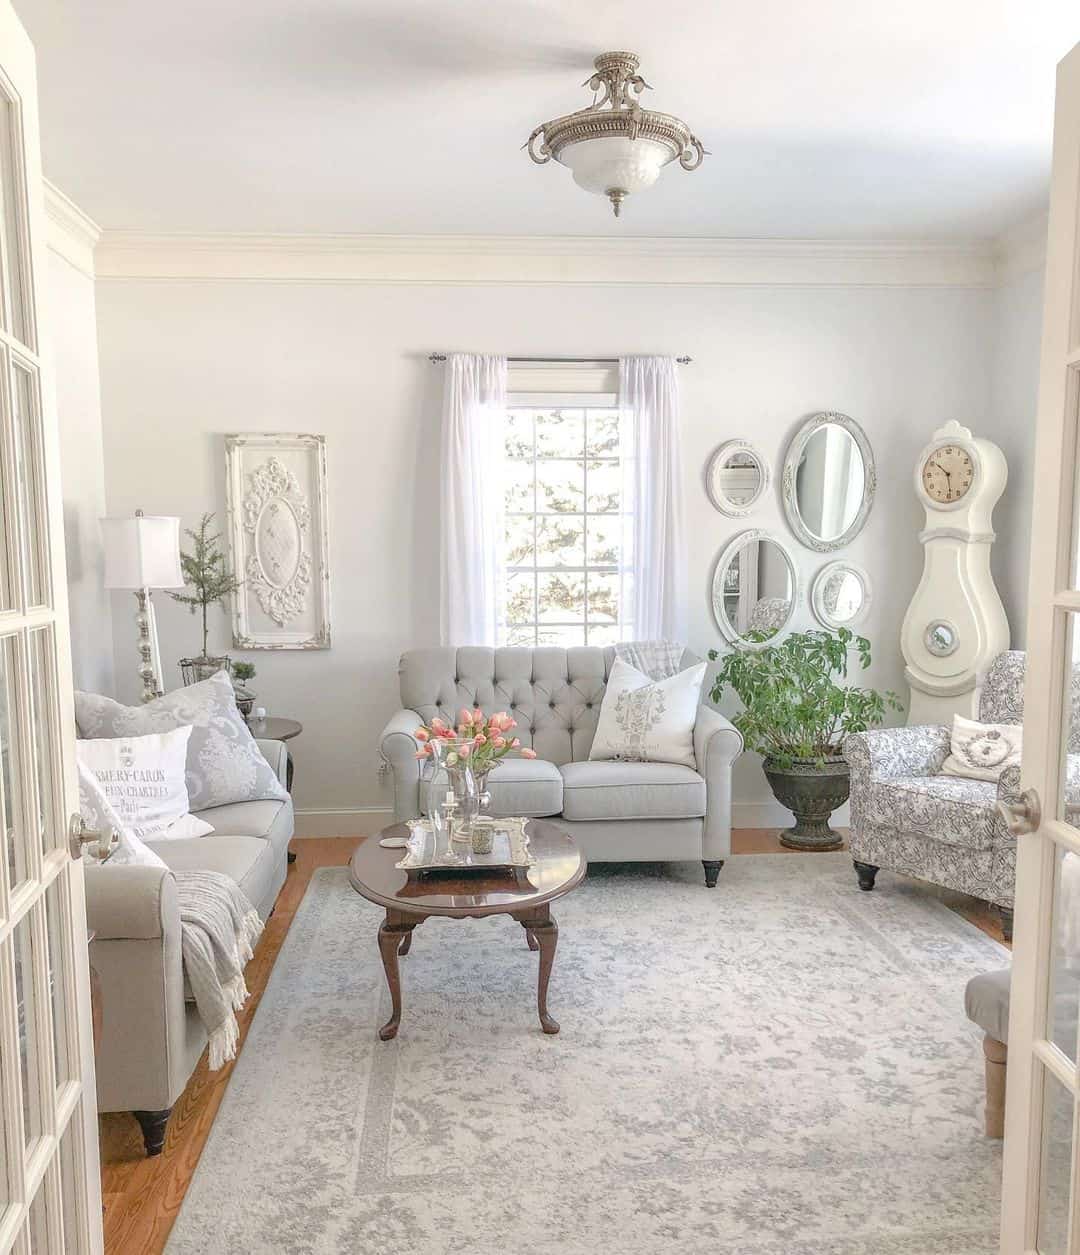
[997, 788, 1042, 837]
[69, 814, 119, 862]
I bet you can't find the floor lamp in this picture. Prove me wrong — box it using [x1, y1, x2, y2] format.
[101, 511, 184, 702]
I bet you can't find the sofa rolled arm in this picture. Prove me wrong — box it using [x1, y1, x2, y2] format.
[84, 863, 179, 941]
[844, 724, 951, 783]
[256, 738, 289, 790]
[380, 708, 425, 822]
[695, 706, 743, 861]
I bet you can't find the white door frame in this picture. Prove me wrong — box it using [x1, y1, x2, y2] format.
[1001, 38, 1080, 1255]
[0, 4, 103, 1251]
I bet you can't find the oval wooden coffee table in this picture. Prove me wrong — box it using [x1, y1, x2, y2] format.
[349, 819, 586, 1040]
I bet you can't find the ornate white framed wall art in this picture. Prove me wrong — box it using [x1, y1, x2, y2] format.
[225, 433, 331, 650]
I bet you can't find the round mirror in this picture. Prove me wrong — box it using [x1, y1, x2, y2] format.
[706, 440, 769, 517]
[811, 561, 871, 629]
[924, 620, 959, 657]
[712, 530, 798, 648]
[782, 412, 875, 551]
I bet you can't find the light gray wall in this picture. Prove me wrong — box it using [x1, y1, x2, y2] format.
[986, 266, 1045, 646]
[47, 247, 113, 694]
[94, 280, 996, 830]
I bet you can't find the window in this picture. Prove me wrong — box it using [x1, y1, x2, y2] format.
[501, 404, 625, 647]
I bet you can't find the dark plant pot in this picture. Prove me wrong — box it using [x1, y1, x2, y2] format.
[179, 656, 231, 686]
[234, 688, 256, 718]
[762, 756, 850, 852]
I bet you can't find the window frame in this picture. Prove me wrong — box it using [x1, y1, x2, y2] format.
[502, 390, 624, 649]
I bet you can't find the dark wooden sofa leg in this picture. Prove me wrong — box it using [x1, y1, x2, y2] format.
[998, 906, 1014, 943]
[133, 1107, 172, 1157]
[983, 1035, 1007, 1138]
[853, 860, 879, 891]
[702, 860, 724, 888]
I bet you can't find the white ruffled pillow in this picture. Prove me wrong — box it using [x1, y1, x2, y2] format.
[940, 714, 1022, 782]
[588, 659, 706, 769]
[76, 726, 214, 842]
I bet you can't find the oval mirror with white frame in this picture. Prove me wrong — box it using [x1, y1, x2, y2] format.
[712, 529, 799, 649]
[810, 561, 872, 630]
[706, 440, 770, 517]
[782, 411, 876, 552]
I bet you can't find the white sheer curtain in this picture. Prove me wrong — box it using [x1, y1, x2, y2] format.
[439, 353, 508, 645]
[618, 356, 687, 642]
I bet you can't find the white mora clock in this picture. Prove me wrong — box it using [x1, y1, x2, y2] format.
[901, 420, 1009, 725]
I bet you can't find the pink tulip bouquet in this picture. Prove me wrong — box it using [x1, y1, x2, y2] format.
[414, 708, 538, 775]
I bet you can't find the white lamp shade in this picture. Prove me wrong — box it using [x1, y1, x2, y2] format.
[558, 136, 671, 197]
[101, 515, 184, 590]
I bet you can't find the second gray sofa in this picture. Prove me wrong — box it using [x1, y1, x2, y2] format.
[379, 646, 742, 884]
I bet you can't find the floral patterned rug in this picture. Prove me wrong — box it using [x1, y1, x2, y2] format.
[167, 855, 1005, 1254]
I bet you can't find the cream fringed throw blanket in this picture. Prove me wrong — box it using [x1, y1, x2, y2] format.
[176, 872, 263, 1070]
[78, 765, 262, 1070]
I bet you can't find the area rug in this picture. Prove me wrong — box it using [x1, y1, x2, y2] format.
[166, 855, 1006, 1254]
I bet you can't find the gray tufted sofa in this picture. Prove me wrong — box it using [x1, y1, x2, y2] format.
[379, 647, 743, 885]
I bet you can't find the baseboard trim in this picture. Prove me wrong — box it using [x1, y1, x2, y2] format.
[733, 801, 850, 829]
[293, 808, 395, 838]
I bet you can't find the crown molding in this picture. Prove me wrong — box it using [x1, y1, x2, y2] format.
[93, 230, 998, 288]
[993, 210, 1048, 286]
[43, 180, 101, 278]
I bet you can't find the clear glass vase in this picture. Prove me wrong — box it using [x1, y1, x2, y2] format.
[425, 738, 481, 847]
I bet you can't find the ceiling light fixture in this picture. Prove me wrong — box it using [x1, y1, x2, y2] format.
[525, 51, 706, 218]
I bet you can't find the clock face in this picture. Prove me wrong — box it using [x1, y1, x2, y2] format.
[921, 443, 975, 504]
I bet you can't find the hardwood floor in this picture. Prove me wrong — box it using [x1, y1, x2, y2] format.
[98, 831, 1008, 1253]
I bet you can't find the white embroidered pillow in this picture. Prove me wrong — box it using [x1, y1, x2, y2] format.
[76, 726, 214, 842]
[940, 714, 1022, 782]
[77, 762, 168, 869]
[589, 659, 706, 769]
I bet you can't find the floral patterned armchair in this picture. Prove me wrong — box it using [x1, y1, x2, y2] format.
[844, 651, 1034, 941]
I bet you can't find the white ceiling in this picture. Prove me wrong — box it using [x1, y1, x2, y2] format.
[13, 0, 1080, 239]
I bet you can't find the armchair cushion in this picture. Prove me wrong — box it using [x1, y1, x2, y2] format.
[859, 773, 999, 850]
[559, 760, 706, 822]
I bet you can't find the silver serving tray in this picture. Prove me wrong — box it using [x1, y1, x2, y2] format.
[397, 816, 535, 873]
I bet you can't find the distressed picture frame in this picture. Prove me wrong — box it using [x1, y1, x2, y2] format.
[225, 433, 331, 650]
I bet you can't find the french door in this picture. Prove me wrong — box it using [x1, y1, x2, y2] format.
[0, 4, 103, 1252]
[1001, 38, 1080, 1255]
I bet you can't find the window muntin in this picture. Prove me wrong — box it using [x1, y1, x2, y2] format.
[502, 406, 624, 647]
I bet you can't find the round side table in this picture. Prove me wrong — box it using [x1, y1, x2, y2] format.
[248, 716, 303, 861]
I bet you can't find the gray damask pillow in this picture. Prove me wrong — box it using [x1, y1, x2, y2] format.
[74, 670, 288, 812]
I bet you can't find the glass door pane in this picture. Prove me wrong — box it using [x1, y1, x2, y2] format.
[27, 628, 58, 857]
[1, 631, 28, 895]
[11, 361, 47, 608]
[1038, 1067, 1075, 1254]
[0, 77, 30, 348]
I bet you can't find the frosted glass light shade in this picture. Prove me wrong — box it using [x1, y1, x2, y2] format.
[558, 136, 672, 197]
[101, 515, 184, 589]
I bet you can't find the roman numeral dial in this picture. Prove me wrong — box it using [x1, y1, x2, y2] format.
[921, 443, 974, 504]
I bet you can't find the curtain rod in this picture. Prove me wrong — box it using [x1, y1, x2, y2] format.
[427, 354, 692, 365]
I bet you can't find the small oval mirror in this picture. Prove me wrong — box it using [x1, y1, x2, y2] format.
[706, 441, 769, 517]
[782, 412, 875, 551]
[712, 530, 798, 648]
[811, 561, 871, 629]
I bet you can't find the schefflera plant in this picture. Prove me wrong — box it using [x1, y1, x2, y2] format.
[707, 627, 903, 768]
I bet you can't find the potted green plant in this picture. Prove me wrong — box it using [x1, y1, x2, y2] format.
[231, 661, 257, 718]
[168, 513, 242, 685]
[708, 627, 902, 850]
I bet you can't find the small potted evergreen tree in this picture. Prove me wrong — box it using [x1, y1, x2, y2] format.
[709, 628, 902, 850]
[231, 661, 257, 718]
[169, 513, 242, 686]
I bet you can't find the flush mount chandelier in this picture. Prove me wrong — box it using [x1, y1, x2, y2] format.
[525, 50, 706, 217]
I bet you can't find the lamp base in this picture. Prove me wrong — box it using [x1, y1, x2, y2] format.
[134, 590, 163, 703]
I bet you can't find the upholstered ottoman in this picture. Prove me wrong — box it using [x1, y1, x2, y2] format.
[964, 969, 1010, 1138]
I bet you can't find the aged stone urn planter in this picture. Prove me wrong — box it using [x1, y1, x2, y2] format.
[762, 756, 850, 851]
